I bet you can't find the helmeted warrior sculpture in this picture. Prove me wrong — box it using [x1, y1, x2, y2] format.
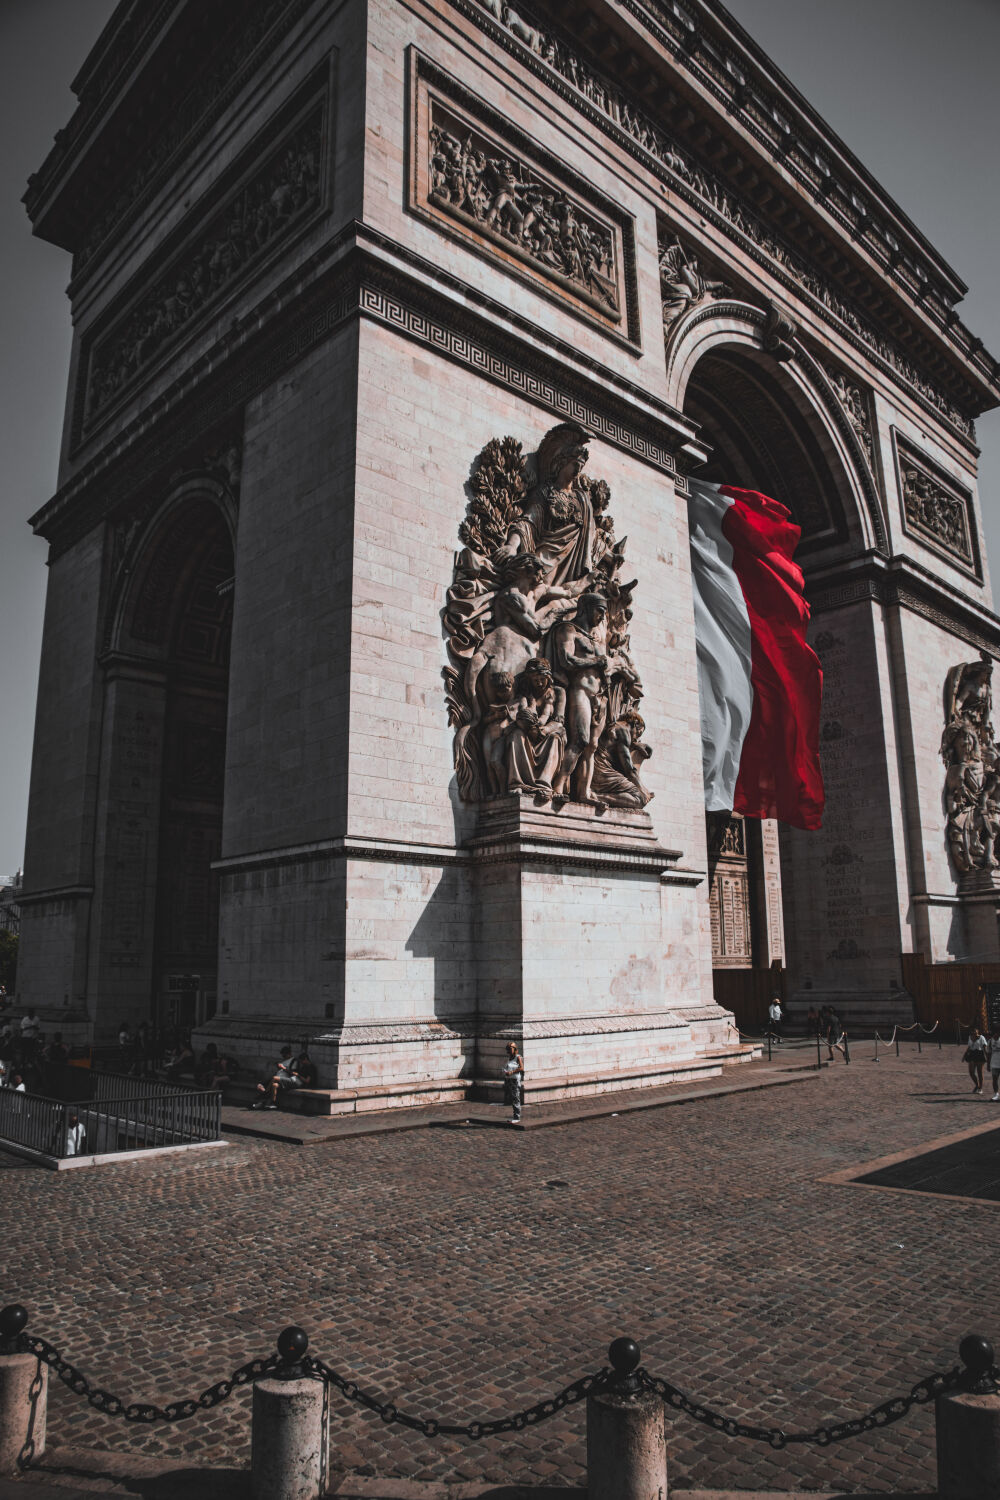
[443, 423, 651, 808]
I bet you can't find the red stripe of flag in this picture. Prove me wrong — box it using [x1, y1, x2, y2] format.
[719, 486, 824, 831]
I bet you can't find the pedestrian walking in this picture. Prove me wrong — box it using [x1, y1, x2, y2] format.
[502, 1040, 524, 1124]
[767, 995, 783, 1044]
[965, 1028, 988, 1094]
[988, 1029, 1000, 1102]
[826, 1007, 846, 1060]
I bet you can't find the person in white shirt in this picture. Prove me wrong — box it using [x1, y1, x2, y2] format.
[767, 997, 783, 1044]
[966, 1029, 988, 1094]
[988, 1031, 1000, 1102]
[64, 1113, 86, 1157]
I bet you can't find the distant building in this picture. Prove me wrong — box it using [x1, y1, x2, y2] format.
[0, 872, 22, 935]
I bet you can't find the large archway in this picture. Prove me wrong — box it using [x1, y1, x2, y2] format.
[677, 323, 905, 1024]
[94, 480, 236, 1037]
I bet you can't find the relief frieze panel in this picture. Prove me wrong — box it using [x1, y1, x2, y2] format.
[73, 0, 319, 274]
[410, 55, 638, 341]
[892, 432, 979, 576]
[458, 0, 977, 439]
[79, 92, 327, 438]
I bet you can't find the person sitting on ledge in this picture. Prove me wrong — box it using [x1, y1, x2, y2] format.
[294, 1051, 317, 1090]
[254, 1045, 301, 1109]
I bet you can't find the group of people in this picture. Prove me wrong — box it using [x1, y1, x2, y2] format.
[964, 1028, 1000, 1099]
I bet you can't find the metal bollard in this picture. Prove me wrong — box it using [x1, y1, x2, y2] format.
[251, 1327, 329, 1500]
[874, 1034, 879, 1064]
[816, 1031, 822, 1070]
[895, 1030, 900, 1057]
[936, 1335, 1000, 1500]
[0, 1305, 47, 1474]
[843, 1031, 850, 1065]
[587, 1338, 667, 1500]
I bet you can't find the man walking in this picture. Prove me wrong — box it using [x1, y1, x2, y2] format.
[767, 995, 783, 1044]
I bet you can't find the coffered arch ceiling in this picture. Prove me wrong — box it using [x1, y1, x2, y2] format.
[683, 344, 875, 564]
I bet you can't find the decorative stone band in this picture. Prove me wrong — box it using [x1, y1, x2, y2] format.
[75, 75, 331, 446]
[199, 1010, 721, 1046]
[806, 557, 1000, 659]
[211, 832, 702, 885]
[35, 228, 698, 557]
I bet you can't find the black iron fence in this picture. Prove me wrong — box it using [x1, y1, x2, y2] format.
[0, 1073, 221, 1162]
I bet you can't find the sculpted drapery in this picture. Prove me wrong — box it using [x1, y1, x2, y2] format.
[443, 423, 652, 809]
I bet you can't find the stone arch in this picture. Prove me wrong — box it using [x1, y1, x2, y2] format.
[93, 474, 237, 1038]
[108, 475, 237, 660]
[666, 300, 887, 557]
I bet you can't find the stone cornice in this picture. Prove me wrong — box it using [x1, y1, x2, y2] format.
[807, 552, 1000, 656]
[30, 223, 702, 556]
[449, 0, 997, 419]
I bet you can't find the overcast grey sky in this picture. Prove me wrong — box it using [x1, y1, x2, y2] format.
[0, 0, 998, 878]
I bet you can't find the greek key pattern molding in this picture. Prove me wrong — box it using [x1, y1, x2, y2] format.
[450, 0, 978, 442]
[357, 283, 677, 473]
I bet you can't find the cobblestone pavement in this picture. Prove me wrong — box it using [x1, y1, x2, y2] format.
[4, 1044, 998, 1491]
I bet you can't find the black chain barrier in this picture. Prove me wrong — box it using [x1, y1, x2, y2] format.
[2, 1307, 998, 1447]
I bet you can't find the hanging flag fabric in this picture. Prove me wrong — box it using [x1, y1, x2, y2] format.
[688, 478, 824, 831]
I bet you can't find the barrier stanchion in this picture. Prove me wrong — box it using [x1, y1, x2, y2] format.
[843, 1031, 851, 1065]
[895, 1029, 900, 1057]
[588, 1339, 666, 1500]
[936, 1335, 1000, 1500]
[874, 1033, 879, 1064]
[0, 1306, 46, 1474]
[251, 1328, 328, 1500]
[816, 1030, 822, 1070]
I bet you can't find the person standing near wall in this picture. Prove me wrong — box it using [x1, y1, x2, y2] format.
[965, 1028, 988, 1094]
[987, 1029, 1000, 1101]
[502, 1041, 524, 1124]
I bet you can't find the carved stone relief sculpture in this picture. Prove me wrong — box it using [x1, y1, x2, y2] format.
[895, 436, 976, 573]
[85, 106, 324, 424]
[658, 233, 729, 329]
[409, 62, 635, 335]
[443, 423, 651, 809]
[941, 655, 999, 875]
[461, 0, 976, 438]
[820, 360, 876, 470]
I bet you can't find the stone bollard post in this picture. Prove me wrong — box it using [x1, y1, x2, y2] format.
[251, 1327, 329, 1500]
[0, 1305, 47, 1474]
[587, 1338, 667, 1500]
[937, 1335, 1000, 1500]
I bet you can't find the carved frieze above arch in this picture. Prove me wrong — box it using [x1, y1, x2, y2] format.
[449, 0, 984, 439]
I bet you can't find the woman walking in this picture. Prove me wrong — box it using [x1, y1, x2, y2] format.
[502, 1041, 524, 1125]
[965, 1028, 988, 1094]
[988, 1029, 1000, 1102]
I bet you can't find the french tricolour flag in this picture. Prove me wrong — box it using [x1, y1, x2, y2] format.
[688, 479, 824, 832]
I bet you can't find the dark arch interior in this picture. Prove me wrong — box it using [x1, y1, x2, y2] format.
[136, 501, 234, 1030]
[684, 347, 850, 562]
